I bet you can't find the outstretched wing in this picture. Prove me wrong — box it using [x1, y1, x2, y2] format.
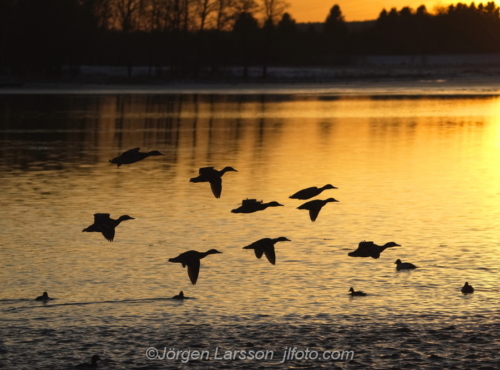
[263, 245, 276, 265]
[208, 177, 222, 199]
[186, 259, 201, 285]
[309, 208, 321, 222]
[98, 224, 115, 242]
[254, 248, 264, 259]
[199, 167, 214, 175]
[358, 241, 374, 250]
[94, 213, 111, 223]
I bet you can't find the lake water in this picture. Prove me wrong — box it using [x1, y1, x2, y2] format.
[1, 86, 499, 369]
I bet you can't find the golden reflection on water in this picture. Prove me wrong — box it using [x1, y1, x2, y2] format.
[0, 94, 500, 322]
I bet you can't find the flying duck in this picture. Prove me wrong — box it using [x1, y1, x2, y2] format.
[395, 259, 417, 270]
[297, 198, 339, 221]
[348, 287, 367, 296]
[168, 249, 222, 285]
[348, 241, 400, 259]
[243, 237, 291, 265]
[109, 148, 164, 167]
[82, 213, 135, 242]
[75, 355, 101, 369]
[189, 166, 237, 198]
[35, 292, 52, 301]
[231, 199, 284, 214]
[461, 282, 474, 294]
[289, 184, 337, 200]
[172, 291, 186, 300]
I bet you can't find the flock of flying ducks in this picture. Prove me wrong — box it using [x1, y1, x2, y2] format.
[33, 147, 475, 367]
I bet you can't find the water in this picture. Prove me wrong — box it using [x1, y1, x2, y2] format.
[1, 87, 499, 369]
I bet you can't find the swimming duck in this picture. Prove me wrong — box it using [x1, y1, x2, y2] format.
[348, 287, 367, 296]
[461, 282, 474, 294]
[75, 355, 101, 369]
[35, 292, 52, 301]
[395, 259, 417, 270]
[243, 237, 291, 265]
[82, 213, 135, 242]
[109, 148, 164, 167]
[297, 198, 339, 221]
[189, 166, 237, 198]
[168, 249, 222, 285]
[289, 184, 337, 200]
[231, 199, 284, 214]
[172, 291, 186, 300]
[348, 241, 400, 259]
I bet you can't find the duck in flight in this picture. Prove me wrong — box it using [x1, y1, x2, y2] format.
[168, 249, 222, 285]
[297, 198, 339, 221]
[243, 237, 291, 265]
[109, 148, 164, 167]
[231, 199, 284, 214]
[348, 287, 367, 296]
[348, 241, 400, 259]
[289, 184, 337, 200]
[35, 292, 53, 301]
[189, 166, 237, 198]
[461, 282, 474, 294]
[75, 355, 101, 369]
[82, 213, 135, 242]
[395, 259, 417, 270]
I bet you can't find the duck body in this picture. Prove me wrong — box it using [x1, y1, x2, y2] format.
[172, 291, 186, 300]
[189, 166, 237, 198]
[168, 249, 222, 285]
[35, 291, 52, 301]
[109, 148, 164, 167]
[297, 198, 339, 221]
[231, 199, 284, 214]
[461, 282, 474, 294]
[348, 287, 367, 296]
[348, 241, 400, 259]
[289, 184, 337, 200]
[75, 355, 101, 369]
[395, 259, 417, 270]
[82, 213, 135, 242]
[243, 237, 291, 265]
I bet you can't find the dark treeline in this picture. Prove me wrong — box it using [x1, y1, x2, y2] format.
[2, 0, 500, 80]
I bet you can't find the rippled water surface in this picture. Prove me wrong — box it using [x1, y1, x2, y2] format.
[1, 90, 499, 369]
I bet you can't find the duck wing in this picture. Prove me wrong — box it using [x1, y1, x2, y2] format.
[94, 213, 111, 223]
[309, 207, 321, 222]
[98, 224, 115, 242]
[122, 148, 140, 156]
[369, 247, 381, 259]
[186, 259, 201, 285]
[199, 167, 215, 175]
[208, 177, 222, 199]
[263, 245, 276, 265]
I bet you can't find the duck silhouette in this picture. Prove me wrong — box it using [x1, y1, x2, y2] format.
[348, 287, 367, 296]
[243, 237, 291, 265]
[395, 259, 417, 270]
[289, 184, 337, 200]
[35, 292, 52, 301]
[461, 282, 474, 294]
[189, 166, 237, 198]
[75, 355, 101, 369]
[231, 199, 284, 214]
[109, 148, 164, 167]
[297, 198, 339, 221]
[348, 241, 400, 259]
[172, 291, 186, 300]
[82, 213, 135, 242]
[168, 249, 222, 285]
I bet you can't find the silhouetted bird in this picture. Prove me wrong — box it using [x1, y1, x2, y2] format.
[168, 249, 222, 285]
[297, 198, 339, 221]
[75, 355, 101, 369]
[348, 241, 400, 259]
[172, 291, 186, 300]
[289, 184, 337, 200]
[35, 292, 52, 301]
[395, 259, 417, 270]
[109, 148, 164, 167]
[461, 282, 474, 294]
[231, 199, 284, 214]
[189, 166, 237, 198]
[243, 237, 291, 265]
[348, 287, 367, 296]
[82, 213, 135, 242]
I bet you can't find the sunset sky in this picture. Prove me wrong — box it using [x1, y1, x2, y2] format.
[289, 0, 444, 22]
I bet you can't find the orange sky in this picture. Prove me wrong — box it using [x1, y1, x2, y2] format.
[289, 0, 445, 22]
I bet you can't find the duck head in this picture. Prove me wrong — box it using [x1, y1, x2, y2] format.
[221, 166, 238, 173]
[349, 287, 354, 293]
[323, 184, 338, 190]
[275, 237, 291, 242]
[91, 355, 101, 364]
[384, 242, 400, 248]
[325, 198, 339, 203]
[266, 201, 284, 207]
[118, 215, 135, 221]
[206, 249, 222, 255]
[394, 259, 402, 265]
[42, 292, 49, 298]
[148, 150, 164, 156]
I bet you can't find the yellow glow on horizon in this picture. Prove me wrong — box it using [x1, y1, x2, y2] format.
[288, 0, 490, 23]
